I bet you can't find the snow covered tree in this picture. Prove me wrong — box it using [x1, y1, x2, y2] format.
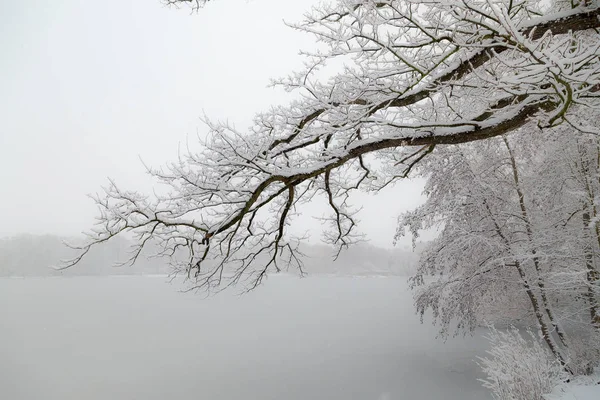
[63, 1, 600, 291]
[397, 125, 600, 373]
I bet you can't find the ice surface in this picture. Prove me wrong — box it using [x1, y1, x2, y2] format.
[0, 275, 492, 400]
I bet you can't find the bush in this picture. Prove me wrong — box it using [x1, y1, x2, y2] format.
[478, 326, 568, 400]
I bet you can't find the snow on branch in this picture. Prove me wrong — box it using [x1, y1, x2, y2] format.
[64, 1, 600, 291]
[163, 0, 210, 11]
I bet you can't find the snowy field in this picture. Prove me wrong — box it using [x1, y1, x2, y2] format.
[0, 275, 492, 400]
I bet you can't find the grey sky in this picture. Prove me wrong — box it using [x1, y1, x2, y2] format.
[0, 0, 426, 248]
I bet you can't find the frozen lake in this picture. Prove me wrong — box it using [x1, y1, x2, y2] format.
[0, 275, 491, 400]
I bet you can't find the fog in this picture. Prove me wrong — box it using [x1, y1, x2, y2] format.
[2, 2, 491, 399]
[0, 0, 428, 247]
[0, 234, 423, 278]
[0, 276, 491, 400]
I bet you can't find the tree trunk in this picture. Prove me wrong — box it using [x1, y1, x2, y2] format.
[512, 260, 571, 372]
[481, 198, 571, 373]
[575, 142, 600, 328]
[503, 137, 570, 346]
[582, 210, 600, 328]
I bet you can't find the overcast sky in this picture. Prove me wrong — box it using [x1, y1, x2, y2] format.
[0, 0, 427, 248]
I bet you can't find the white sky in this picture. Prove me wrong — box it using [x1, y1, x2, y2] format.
[0, 0, 427, 248]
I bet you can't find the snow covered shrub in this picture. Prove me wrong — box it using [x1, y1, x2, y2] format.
[478, 326, 568, 400]
[563, 329, 600, 376]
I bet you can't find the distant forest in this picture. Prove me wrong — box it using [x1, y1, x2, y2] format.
[0, 234, 420, 277]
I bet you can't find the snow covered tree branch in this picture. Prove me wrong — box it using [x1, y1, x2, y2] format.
[64, 0, 600, 291]
[397, 124, 600, 373]
[163, 0, 211, 11]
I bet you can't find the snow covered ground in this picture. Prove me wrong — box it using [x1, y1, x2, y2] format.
[0, 275, 493, 399]
[544, 374, 600, 400]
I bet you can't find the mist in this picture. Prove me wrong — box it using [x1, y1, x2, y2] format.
[0, 275, 491, 400]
